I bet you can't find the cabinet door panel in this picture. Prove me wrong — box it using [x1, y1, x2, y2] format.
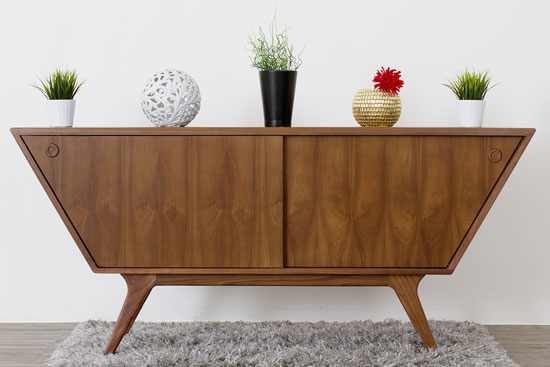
[24, 135, 283, 268]
[284, 136, 520, 268]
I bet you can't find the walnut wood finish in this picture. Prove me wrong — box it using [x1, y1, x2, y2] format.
[154, 273, 391, 286]
[389, 275, 435, 349]
[11, 127, 534, 354]
[285, 136, 520, 268]
[104, 273, 433, 352]
[10, 127, 535, 136]
[11, 128, 533, 275]
[22, 135, 283, 268]
[104, 274, 156, 354]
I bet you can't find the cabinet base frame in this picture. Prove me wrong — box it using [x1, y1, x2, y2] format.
[104, 274, 436, 354]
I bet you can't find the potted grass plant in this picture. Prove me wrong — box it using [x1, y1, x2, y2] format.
[249, 18, 302, 127]
[443, 70, 496, 127]
[33, 69, 84, 127]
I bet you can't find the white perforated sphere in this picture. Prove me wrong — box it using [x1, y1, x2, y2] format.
[141, 69, 201, 127]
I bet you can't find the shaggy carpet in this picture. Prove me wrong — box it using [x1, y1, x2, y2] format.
[46, 320, 517, 367]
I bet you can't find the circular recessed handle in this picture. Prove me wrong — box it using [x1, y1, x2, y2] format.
[45, 143, 59, 158]
[488, 148, 502, 163]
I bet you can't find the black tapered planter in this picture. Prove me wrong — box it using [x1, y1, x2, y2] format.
[259, 71, 297, 127]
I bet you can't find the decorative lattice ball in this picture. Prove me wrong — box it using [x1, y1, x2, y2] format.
[141, 69, 201, 127]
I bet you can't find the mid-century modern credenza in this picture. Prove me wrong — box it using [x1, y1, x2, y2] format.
[11, 127, 534, 354]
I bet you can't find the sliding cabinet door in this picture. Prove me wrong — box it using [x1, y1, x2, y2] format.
[24, 135, 284, 268]
[285, 135, 520, 268]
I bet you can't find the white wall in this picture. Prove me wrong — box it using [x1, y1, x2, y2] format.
[1, 0, 549, 324]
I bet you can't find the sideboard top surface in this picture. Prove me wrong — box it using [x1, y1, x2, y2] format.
[11, 127, 535, 137]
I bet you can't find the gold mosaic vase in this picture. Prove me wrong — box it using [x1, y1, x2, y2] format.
[352, 89, 402, 127]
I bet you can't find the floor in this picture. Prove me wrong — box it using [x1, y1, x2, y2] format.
[0, 324, 74, 367]
[0, 324, 548, 366]
[486, 325, 550, 367]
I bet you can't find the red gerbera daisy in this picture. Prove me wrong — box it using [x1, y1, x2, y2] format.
[373, 67, 404, 95]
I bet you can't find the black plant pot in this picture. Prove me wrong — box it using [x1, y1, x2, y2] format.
[259, 71, 297, 127]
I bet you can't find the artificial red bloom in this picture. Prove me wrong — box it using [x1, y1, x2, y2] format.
[373, 67, 404, 95]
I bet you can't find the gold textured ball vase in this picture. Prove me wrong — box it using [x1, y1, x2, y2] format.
[352, 89, 402, 127]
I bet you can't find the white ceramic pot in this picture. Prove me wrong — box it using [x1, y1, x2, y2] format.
[46, 99, 76, 127]
[457, 100, 485, 127]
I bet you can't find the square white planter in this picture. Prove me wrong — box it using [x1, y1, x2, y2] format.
[457, 100, 485, 127]
[46, 99, 76, 127]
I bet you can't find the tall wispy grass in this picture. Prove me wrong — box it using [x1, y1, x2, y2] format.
[248, 17, 302, 71]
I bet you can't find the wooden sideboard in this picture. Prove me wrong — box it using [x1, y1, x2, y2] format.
[11, 127, 534, 354]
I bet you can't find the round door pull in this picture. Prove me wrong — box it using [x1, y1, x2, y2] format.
[488, 148, 502, 163]
[45, 143, 59, 158]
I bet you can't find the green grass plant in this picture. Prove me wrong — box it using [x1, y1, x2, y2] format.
[249, 17, 302, 71]
[33, 69, 84, 100]
[443, 70, 496, 100]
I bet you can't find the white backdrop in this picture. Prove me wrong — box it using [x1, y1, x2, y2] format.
[1, 0, 549, 324]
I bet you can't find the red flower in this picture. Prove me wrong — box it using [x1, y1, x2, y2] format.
[373, 67, 404, 95]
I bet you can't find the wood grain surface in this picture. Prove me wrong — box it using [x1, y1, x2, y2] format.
[285, 136, 521, 268]
[389, 275, 436, 349]
[104, 274, 156, 354]
[10, 126, 535, 136]
[11, 127, 535, 354]
[23, 135, 283, 268]
[154, 273, 391, 286]
[12, 128, 533, 274]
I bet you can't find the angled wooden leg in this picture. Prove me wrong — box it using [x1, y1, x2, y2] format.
[104, 274, 157, 354]
[389, 275, 436, 349]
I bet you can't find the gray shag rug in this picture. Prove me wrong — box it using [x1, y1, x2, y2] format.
[47, 320, 517, 367]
